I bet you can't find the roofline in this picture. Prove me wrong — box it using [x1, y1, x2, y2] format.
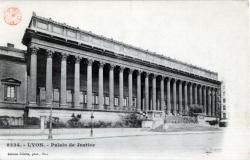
[29, 12, 218, 76]
[0, 46, 26, 53]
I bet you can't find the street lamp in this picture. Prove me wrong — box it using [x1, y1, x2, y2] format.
[90, 110, 94, 137]
[48, 105, 53, 139]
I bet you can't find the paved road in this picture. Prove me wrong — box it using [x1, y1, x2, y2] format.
[0, 132, 224, 160]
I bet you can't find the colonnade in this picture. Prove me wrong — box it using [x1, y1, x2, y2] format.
[29, 46, 219, 117]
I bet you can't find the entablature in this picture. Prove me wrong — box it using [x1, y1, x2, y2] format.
[22, 13, 218, 81]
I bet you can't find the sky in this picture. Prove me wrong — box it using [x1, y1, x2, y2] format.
[0, 1, 249, 158]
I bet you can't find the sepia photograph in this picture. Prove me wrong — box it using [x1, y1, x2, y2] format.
[0, 1, 249, 160]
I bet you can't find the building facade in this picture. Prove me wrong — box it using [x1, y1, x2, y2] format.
[0, 43, 27, 118]
[221, 82, 227, 119]
[1, 13, 221, 122]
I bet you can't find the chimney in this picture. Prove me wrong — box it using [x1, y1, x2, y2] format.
[7, 43, 14, 48]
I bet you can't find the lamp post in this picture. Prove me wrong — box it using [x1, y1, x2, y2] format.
[48, 105, 53, 139]
[90, 110, 94, 137]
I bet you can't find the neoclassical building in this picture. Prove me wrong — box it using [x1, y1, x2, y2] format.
[1, 13, 221, 122]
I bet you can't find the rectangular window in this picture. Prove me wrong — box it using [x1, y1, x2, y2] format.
[223, 113, 226, 119]
[84, 94, 87, 104]
[133, 98, 137, 107]
[7, 86, 15, 98]
[94, 95, 99, 104]
[124, 97, 128, 107]
[92, 95, 95, 104]
[79, 92, 83, 103]
[105, 96, 110, 105]
[114, 97, 119, 106]
[223, 105, 226, 110]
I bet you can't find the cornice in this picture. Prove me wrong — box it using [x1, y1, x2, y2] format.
[22, 13, 218, 80]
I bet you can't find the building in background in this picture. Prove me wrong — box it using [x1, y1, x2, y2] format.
[221, 82, 227, 119]
[0, 13, 222, 123]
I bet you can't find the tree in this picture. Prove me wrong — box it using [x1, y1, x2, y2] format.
[189, 104, 203, 116]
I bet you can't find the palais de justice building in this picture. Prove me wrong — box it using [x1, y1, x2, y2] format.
[0, 13, 221, 122]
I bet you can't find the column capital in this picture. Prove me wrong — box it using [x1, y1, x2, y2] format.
[137, 69, 143, 75]
[109, 63, 115, 70]
[98, 61, 105, 68]
[46, 49, 54, 58]
[87, 58, 94, 66]
[119, 66, 125, 72]
[144, 72, 149, 77]
[178, 80, 183, 84]
[75, 56, 81, 63]
[179, 81, 183, 85]
[184, 81, 188, 86]
[61, 52, 68, 61]
[128, 68, 134, 74]
[152, 74, 157, 79]
[161, 75, 166, 80]
[30, 46, 39, 55]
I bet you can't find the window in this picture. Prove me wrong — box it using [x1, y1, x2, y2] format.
[133, 98, 137, 107]
[114, 97, 119, 106]
[67, 90, 73, 102]
[84, 94, 87, 104]
[2, 78, 21, 102]
[105, 96, 110, 105]
[7, 86, 15, 98]
[223, 98, 226, 103]
[223, 105, 226, 110]
[124, 97, 128, 107]
[223, 113, 226, 119]
[93, 95, 98, 104]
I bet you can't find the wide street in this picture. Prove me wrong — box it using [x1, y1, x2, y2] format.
[0, 131, 224, 160]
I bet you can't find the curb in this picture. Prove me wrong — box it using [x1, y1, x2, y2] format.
[0, 130, 224, 140]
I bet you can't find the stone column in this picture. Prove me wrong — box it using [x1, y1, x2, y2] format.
[74, 56, 81, 108]
[203, 86, 207, 115]
[29, 46, 38, 106]
[119, 66, 124, 109]
[160, 76, 165, 111]
[46, 50, 53, 106]
[199, 85, 202, 106]
[60, 53, 68, 107]
[184, 82, 188, 114]
[167, 78, 171, 115]
[194, 84, 198, 105]
[208, 87, 211, 116]
[173, 79, 177, 115]
[145, 73, 149, 111]
[178, 81, 183, 115]
[128, 68, 133, 110]
[109, 64, 115, 110]
[152, 75, 156, 111]
[87, 59, 93, 109]
[98, 61, 105, 110]
[189, 83, 193, 106]
[212, 89, 215, 117]
[137, 70, 141, 111]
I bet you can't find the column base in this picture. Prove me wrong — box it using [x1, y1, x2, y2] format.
[98, 105, 104, 110]
[60, 104, 68, 108]
[167, 110, 172, 115]
[28, 102, 38, 107]
[73, 105, 81, 108]
[46, 103, 53, 107]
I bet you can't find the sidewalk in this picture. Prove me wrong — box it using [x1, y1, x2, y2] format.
[0, 128, 224, 140]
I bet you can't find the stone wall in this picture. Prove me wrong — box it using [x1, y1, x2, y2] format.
[0, 58, 27, 109]
[28, 108, 127, 123]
